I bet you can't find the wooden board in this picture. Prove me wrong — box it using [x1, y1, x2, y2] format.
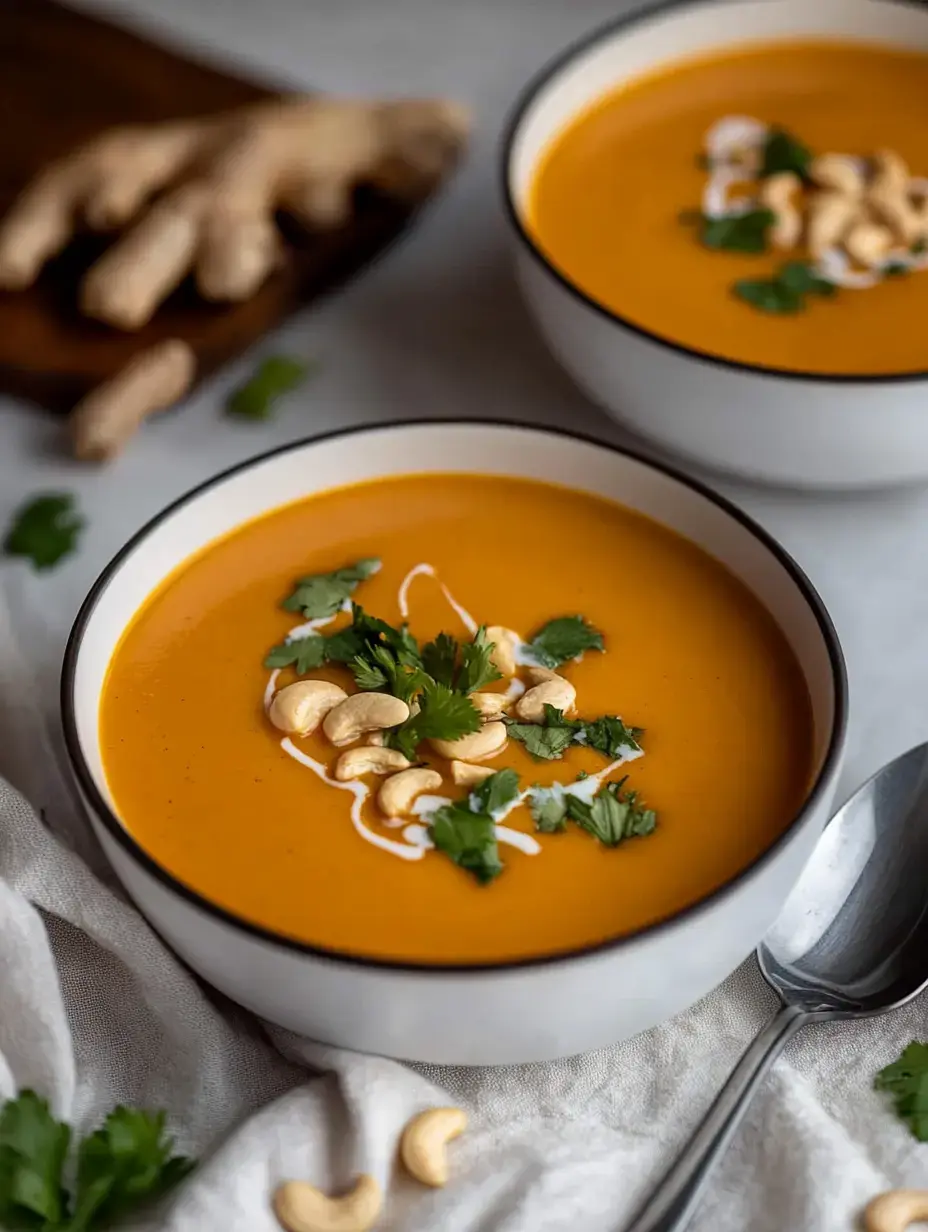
[0, 0, 442, 412]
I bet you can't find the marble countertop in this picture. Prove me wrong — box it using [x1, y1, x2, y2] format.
[2, 0, 928, 820]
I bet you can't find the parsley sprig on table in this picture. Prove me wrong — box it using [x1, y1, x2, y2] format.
[3, 494, 84, 571]
[506, 704, 642, 762]
[0, 1090, 193, 1230]
[875, 1042, 928, 1140]
[428, 769, 521, 884]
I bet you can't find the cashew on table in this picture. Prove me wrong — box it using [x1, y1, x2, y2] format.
[0, 95, 468, 459]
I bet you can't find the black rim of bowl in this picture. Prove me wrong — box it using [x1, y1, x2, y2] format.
[61, 419, 849, 974]
[500, 0, 928, 385]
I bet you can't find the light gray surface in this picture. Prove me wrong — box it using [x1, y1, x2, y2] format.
[1, 0, 927, 826]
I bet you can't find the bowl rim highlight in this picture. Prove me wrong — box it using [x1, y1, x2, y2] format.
[61, 419, 848, 973]
[501, 0, 928, 386]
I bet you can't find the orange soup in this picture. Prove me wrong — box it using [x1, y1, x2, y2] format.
[101, 474, 814, 963]
[529, 40, 928, 375]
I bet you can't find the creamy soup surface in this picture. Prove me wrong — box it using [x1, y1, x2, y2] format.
[101, 474, 815, 963]
[528, 40, 928, 375]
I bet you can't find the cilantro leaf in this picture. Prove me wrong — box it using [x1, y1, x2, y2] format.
[526, 616, 604, 670]
[386, 681, 481, 760]
[734, 262, 835, 315]
[421, 632, 459, 687]
[875, 1042, 928, 1141]
[529, 792, 568, 833]
[263, 626, 363, 674]
[471, 768, 520, 816]
[68, 1106, 193, 1230]
[3, 494, 84, 572]
[580, 715, 643, 758]
[351, 643, 430, 702]
[700, 209, 776, 254]
[565, 778, 657, 847]
[458, 628, 503, 694]
[0, 1090, 70, 1227]
[350, 652, 389, 691]
[760, 128, 812, 181]
[280, 559, 380, 620]
[429, 803, 502, 884]
[227, 355, 312, 420]
[505, 705, 577, 760]
[912, 238, 927, 256]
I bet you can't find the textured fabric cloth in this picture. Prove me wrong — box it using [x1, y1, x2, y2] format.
[0, 598, 925, 1230]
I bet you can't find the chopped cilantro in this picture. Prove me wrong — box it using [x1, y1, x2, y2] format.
[580, 714, 643, 759]
[386, 680, 481, 760]
[227, 355, 312, 420]
[0, 1090, 193, 1230]
[471, 767, 520, 816]
[429, 803, 502, 884]
[525, 616, 605, 670]
[912, 238, 927, 256]
[875, 1042, 928, 1141]
[280, 559, 380, 621]
[506, 705, 642, 762]
[421, 628, 502, 694]
[759, 127, 812, 181]
[3, 494, 83, 571]
[264, 625, 363, 674]
[565, 778, 657, 847]
[884, 262, 909, 278]
[350, 642, 430, 702]
[529, 793, 569, 833]
[734, 261, 835, 315]
[700, 209, 776, 254]
[421, 631, 458, 687]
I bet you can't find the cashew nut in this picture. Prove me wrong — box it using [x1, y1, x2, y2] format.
[273, 1175, 381, 1232]
[450, 760, 495, 787]
[810, 153, 865, 197]
[377, 767, 443, 817]
[844, 220, 893, 268]
[864, 1189, 928, 1232]
[470, 692, 509, 721]
[515, 676, 576, 723]
[869, 149, 919, 244]
[366, 731, 385, 747]
[807, 192, 860, 258]
[431, 721, 507, 762]
[269, 680, 349, 736]
[485, 626, 520, 677]
[759, 171, 802, 249]
[523, 665, 560, 685]
[334, 746, 411, 781]
[323, 693, 410, 746]
[400, 1106, 468, 1188]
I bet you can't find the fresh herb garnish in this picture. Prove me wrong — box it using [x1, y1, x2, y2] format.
[428, 769, 521, 884]
[386, 680, 481, 760]
[912, 239, 927, 257]
[884, 262, 909, 278]
[281, 559, 380, 621]
[506, 705, 642, 762]
[525, 616, 605, 670]
[0, 1090, 193, 1230]
[734, 261, 836, 315]
[3, 494, 84, 571]
[875, 1042, 928, 1141]
[700, 209, 776, 254]
[264, 626, 363, 673]
[564, 777, 657, 847]
[529, 792, 569, 834]
[350, 643, 430, 703]
[759, 127, 812, 181]
[227, 355, 312, 420]
[421, 628, 503, 694]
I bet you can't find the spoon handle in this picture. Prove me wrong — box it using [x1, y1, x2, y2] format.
[623, 1004, 808, 1232]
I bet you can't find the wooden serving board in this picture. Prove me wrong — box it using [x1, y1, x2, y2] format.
[0, 0, 440, 412]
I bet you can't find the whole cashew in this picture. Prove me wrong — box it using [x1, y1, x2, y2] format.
[869, 149, 919, 245]
[515, 677, 576, 723]
[810, 153, 865, 197]
[864, 1189, 928, 1232]
[400, 1106, 468, 1188]
[450, 760, 495, 787]
[273, 1175, 382, 1232]
[323, 693, 410, 747]
[844, 220, 893, 268]
[334, 746, 411, 781]
[523, 666, 560, 685]
[269, 680, 349, 736]
[484, 626, 520, 677]
[470, 692, 509, 721]
[807, 192, 860, 258]
[759, 171, 802, 249]
[431, 721, 507, 762]
[377, 767, 443, 818]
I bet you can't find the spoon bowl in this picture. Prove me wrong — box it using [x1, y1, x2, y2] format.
[627, 742, 928, 1232]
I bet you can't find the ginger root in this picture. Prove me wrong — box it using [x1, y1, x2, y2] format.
[0, 95, 469, 330]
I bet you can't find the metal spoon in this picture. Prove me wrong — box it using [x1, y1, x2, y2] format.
[626, 741, 928, 1232]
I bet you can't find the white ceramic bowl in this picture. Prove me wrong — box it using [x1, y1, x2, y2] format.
[62, 422, 847, 1064]
[504, 0, 928, 489]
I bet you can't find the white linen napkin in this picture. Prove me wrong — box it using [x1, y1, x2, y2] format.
[0, 593, 924, 1231]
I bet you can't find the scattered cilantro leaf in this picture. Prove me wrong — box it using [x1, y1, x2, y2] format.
[884, 262, 909, 278]
[68, 1107, 194, 1231]
[3, 494, 84, 572]
[458, 628, 503, 694]
[227, 355, 312, 420]
[875, 1042, 928, 1141]
[734, 262, 835, 315]
[386, 681, 481, 760]
[0, 1090, 70, 1227]
[526, 616, 605, 670]
[912, 238, 927, 256]
[351, 642, 430, 702]
[580, 715, 643, 759]
[421, 632, 459, 687]
[350, 652, 389, 691]
[529, 793, 568, 833]
[471, 768, 520, 816]
[263, 626, 363, 674]
[429, 803, 502, 884]
[760, 128, 812, 181]
[565, 778, 657, 847]
[281, 559, 380, 621]
[700, 209, 775, 254]
[505, 705, 578, 761]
